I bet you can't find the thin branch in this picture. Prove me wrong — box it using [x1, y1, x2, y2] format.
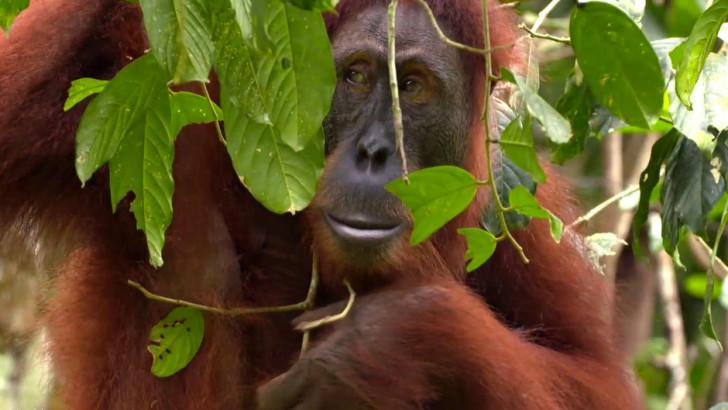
[690, 235, 728, 279]
[296, 280, 356, 332]
[387, 0, 409, 182]
[480, 0, 528, 264]
[201, 82, 226, 145]
[127, 252, 320, 317]
[566, 184, 640, 231]
[412, 0, 514, 55]
[530, 0, 563, 33]
[519, 24, 570, 44]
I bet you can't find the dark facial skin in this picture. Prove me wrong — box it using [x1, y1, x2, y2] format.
[317, 3, 472, 261]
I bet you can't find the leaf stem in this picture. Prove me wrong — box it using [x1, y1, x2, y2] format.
[387, 0, 409, 182]
[480, 0, 529, 264]
[127, 251, 321, 317]
[201, 82, 226, 146]
[411, 0, 514, 56]
[519, 23, 570, 44]
[567, 184, 640, 230]
[530, 0, 563, 33]
[295, 280, 356, 332]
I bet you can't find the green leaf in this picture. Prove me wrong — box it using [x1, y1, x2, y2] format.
[552, 76, 594, 164]
[570, 2, 664, 128]
[148, 307, 204, 378]
[169, 91, 223, 127]
[64, 78, 109, 112]
[0, 0, 28, 32]
[214, 6, 330, 213]
[500, 116, 546, 183]
[675, 0, 728, 108]
[75, 56, 174, 267]
[482, 157, 535, 235]
[661, 137, 725, 254]
[632, 129, 680, 251]
[75, 55, 169, 184]
[651, 38, 684, 81]
[709, 403, 728, 410]
[386, 166, 478, 245]
[508, 185, 563, 242]
[684, 273, 722, 299]
[284, 0, 339, 11]
[140, 0, 214, 84]
[217, 0, 334, 151]
[670, 54, 728, 144]
[108, 89, 175, 268]
[458, 228, 497, 272]
[510, 72, 572, 144]
[74, 56, 219, 268]
[581, 0, 645, 23]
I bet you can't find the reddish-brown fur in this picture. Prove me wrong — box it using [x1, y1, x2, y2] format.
[0, 0, 638, 409]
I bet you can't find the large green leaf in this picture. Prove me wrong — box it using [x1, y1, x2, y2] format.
[675, 0, 728, 108]
[148, 307, 204, 378]
[217, 0, 334, 151]
[500, 116, 546, 182]
[140, 0, 214, 84]
[214, 7, 329, 214]
[386, 166, 478, 246]
[570, 2, 664, 128]
[75, 56, 222, 267]
[75, 56, 173, 267]
[75, 55, 169, 184]
[661, 137, 725, 253]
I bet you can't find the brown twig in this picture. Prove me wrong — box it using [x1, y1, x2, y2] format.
[387, 0, 409, 182]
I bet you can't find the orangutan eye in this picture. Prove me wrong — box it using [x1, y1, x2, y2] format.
[345, 68, 368, 86]
[401, 77, 423, 94]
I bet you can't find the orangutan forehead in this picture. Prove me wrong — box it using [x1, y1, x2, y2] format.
[330, 2, 457, 59]
[330, 2, 462, 76]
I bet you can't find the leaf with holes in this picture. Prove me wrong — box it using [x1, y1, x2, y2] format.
[570, 2, 664, 128]
[148, 307, 205, 378]
[386, 166, 478, 246]
[458, 228, 497, 272]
